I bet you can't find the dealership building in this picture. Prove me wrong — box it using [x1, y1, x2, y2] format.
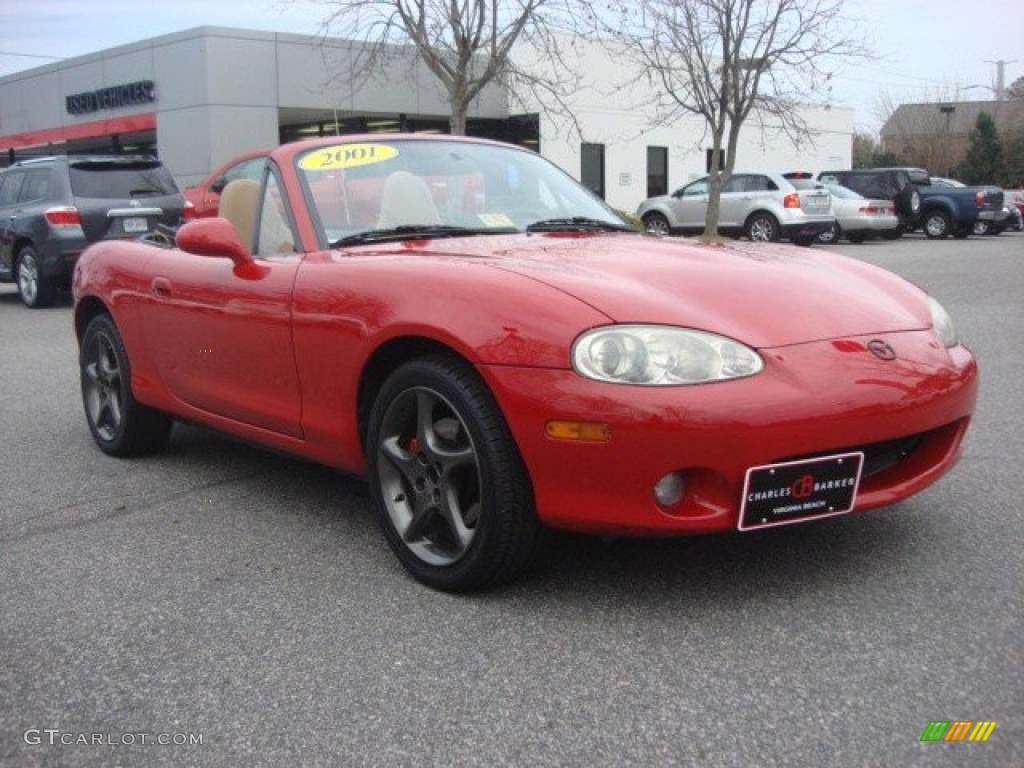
[0, 26, 853, 211]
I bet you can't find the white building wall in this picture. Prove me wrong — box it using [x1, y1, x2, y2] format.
[514, 36, 853, 213]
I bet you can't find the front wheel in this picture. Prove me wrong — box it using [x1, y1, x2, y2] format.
[923, 211, 952, 239]
[367, 356, 544, 592]
[746, 213, 780, 242]
[15, 246, 55, 308]
[80, 314, 173, 456]
[642, 212, 671, 236]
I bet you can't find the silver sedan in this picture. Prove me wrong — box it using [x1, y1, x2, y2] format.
[817, 183, 899, 244]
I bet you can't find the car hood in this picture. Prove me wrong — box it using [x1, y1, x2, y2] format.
[423, 233, 932, 348]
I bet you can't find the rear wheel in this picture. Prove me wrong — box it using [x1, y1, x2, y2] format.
[923, 210, 952, 239]
[642, 212, 671, 236]
[972, 221, 990, 235]
[746, 212, 780, 242]
[367, 355, 545, 592]
[846, 233, 866, 244]
[816, 223, 840, 244]
[15, 246, 55, 308]
[80, 314, 173, 456]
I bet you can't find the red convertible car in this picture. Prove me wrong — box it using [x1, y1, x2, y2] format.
[73, 135, 978, 591]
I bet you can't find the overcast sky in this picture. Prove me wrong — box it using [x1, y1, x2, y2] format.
[1, 0, 1021, 134]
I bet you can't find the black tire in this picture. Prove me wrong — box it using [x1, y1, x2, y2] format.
[816, 223, 840, 244]
[972, 221, 990, 236]
[922, 210, 952, 239]
[80, 314, 173, 457]
[745, 212, 780, 242]
[846, 233, 866, 244]
[643, 212, 671, 236]
[366, 355, 545, 592]
[791, 235, 816, 247]
[15, 246, 55, 308]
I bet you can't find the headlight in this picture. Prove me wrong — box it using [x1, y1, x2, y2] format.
[928, 296, 959, 348]
[572, 325, 764, 385]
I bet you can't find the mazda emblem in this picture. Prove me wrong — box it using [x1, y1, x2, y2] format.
[867, 339, 896, 360]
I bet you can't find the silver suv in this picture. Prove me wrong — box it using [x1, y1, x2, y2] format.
[637, 171, 835, 245]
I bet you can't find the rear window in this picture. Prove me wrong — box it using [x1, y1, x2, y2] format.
[789, 179, 823, 190]
[69, 160, 179, 199]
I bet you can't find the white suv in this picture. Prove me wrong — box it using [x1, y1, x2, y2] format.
[637, 171, 835, 245]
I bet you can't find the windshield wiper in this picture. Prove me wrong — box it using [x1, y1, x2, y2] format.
[525, 217, 635, 233]
[331, 224, 515, 247]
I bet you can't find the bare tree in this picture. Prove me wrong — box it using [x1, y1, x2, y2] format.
[594, 0, 865, 239]
[309, 0, 582, 135]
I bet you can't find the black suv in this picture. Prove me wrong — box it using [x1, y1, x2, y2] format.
[0, 155, 188, 307]
[817, 168, 923, 236]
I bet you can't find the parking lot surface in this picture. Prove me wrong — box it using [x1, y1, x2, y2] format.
[1, 232, 1021, 767]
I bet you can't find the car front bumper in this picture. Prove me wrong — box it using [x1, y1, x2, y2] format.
[481, 329, 978, 535]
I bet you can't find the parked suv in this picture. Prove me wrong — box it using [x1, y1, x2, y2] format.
[0, 155, 190, 307]
[818, 168, 923, 237]
[637, 171, 834, 245]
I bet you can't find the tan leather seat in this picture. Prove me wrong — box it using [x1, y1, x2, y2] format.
[377, 171, 441, 228]
[218, 178, 260, 252]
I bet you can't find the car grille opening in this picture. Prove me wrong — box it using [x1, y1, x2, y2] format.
[783, 433, 924, 479]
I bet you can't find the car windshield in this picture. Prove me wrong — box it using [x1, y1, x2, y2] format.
[295, 139, 631, 246]
[69, 159, 179, 198]
[788, 178, 824, 191]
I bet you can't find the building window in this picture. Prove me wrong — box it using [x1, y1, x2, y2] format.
[581, 143, 605, 199]
[647, 146, 668, 197]
[705, 148, 726, 173]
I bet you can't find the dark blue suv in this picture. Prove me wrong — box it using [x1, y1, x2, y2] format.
[0, 155, 188, 307]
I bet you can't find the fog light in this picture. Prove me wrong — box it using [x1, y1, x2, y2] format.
[654, 471, 685, 507]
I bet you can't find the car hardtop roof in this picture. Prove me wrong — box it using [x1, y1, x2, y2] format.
[11, 154, 161, 168]
[820, 167, 928, 177]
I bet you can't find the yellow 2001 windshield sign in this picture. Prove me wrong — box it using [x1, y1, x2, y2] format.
[299, 144, 398, 171]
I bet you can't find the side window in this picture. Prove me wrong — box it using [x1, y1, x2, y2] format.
[723, 175, 749, 193]
[681, 179, 709, 197]
[19, 170, 52, 203]
[750, 175, 778, 192]
[255, 171, 297, 258]
[0, 171, 26, 207]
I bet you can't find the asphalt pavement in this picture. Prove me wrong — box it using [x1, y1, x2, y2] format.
[1, 231, 1021, 767]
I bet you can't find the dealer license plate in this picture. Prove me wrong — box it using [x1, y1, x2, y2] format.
[804, 194, 830, 211]
[738, 452, 864, 531]
[122, 217, 149, 233]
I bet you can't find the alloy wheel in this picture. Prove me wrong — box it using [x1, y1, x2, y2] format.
[82, 330, 124, 442]
[376, 386, 483, 567]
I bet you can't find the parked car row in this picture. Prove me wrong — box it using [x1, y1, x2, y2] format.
[637, 166, 1016, 246]
[636, 170, 899, 245]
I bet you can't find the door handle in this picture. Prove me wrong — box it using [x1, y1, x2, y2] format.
[151, 277, 172, 297]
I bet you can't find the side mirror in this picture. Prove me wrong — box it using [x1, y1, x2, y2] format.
[209, 176, 229, 194]
[175, 217, 252, 266]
